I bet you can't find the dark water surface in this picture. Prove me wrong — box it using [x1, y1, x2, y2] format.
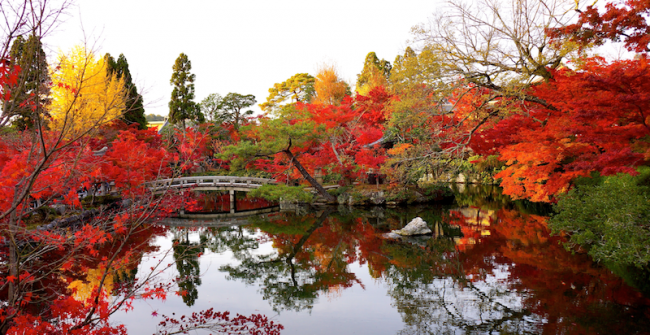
[113, 187, 650, 334]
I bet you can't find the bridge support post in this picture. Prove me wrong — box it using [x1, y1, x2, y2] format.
[229, 190, 235, 214]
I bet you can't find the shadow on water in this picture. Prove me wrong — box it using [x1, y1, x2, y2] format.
[163, 185, 650, 334]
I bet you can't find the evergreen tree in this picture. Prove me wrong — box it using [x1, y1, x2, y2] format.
[5, 34, 50, 130]
[199, 93, 223, 122]
[104, 53, 147, 129]
[199, 92, 256, 129]
[219, 92, 256, 131]
[169, 53, 203, 128]
[259, 73, 315, 113]
[356, 51, 392, 94]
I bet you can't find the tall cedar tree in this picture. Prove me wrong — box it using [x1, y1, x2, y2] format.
[104, 53, 147, 129]
[169, 53, 203, 128]
[5, 34, 50, 130]
[356, 52, 391, 95]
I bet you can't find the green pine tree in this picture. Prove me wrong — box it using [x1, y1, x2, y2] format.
[5, 34, 50, 130]
[104, 53, 147, 129]
[169, 53, 203, 128]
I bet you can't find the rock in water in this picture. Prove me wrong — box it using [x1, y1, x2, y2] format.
[381, 232, 431, 247]
[391, 217, 432, 236]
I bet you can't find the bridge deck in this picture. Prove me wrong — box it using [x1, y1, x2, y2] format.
[147, 176, 276, 193]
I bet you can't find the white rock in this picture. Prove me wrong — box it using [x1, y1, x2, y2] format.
[391, 217, 432, 236]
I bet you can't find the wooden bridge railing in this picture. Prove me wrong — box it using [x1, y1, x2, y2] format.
[146, 176, 276, 193]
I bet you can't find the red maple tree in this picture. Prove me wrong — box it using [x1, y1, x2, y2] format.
[470, 56, 650, 201]
[549, 0, 650, 52]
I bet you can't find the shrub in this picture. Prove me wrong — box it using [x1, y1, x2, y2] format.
[249, 184, 313, 203]
[550, 168, 650, 267]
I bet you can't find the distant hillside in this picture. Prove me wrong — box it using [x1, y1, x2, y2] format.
[145, 114, 165, 122]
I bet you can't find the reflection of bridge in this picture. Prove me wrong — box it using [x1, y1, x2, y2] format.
[147, 176, 276, 214]
[162, 206, 282, 227]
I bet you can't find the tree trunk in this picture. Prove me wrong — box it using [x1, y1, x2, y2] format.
[330, 137, 343, 166]
[283, 149, 336, 203]
[2, 205, 20, 334]
[234, 110, 240, 132]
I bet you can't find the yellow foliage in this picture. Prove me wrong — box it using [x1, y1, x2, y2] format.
[313, 65, 348, 105]
[68, 267, 115, 303]
[387, 143, 412, 156]
[49, 46, 126, 136]
[356, 66, 388, 96]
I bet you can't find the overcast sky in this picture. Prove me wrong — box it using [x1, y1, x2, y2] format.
[44, 0, 447, 116]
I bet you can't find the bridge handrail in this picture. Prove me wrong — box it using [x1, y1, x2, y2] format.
[145, 176, 276, 191]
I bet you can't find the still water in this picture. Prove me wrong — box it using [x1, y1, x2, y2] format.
[113, 187, 650, 334]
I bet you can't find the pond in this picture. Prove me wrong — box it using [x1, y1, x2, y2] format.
[112, 187, 650, 334]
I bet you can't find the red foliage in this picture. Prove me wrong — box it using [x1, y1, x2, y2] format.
[8, 296, 127, 335]
[549, 0, 650, 52]
[171, 127, 212, 173]
[470, 57, 650, 201]
[298, 88, 390, 179]
[100, 128, 172, 195]
[250, 89, 390, 184]
[353, 85, 392, 127]
[0, 61, 21, 102]
[156, 309, 283, 335]
[1, 55, 283, 335]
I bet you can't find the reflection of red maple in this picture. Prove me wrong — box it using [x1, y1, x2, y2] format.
[448, 207, 650, 333]
[259, 215, 388, 292]
[191, 193, 277, 213]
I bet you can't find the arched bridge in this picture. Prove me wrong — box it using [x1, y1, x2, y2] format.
[147, 176, 276, 193]
[146, 176, 277, 214]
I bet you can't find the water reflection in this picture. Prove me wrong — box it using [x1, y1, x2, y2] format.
[188, 191, 278, 214]
[102, 186, 650, 334]
[203, 187, 649, 333]
[220, 208, 362, 312]
[0, 222, 168, 330]
[201, 225, 259, 255]
[172, 229, 203, 306]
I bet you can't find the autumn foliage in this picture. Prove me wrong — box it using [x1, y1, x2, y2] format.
[549, 0, 650, 52]
[239, 88, 389, 186]
[0, 54, 271, 334]
[469, 57, 650, 201]
[4, 0, 650, 332]
[49, 46, 127, 136]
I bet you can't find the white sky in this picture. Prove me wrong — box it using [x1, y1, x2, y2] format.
[44, 0, 446, 117]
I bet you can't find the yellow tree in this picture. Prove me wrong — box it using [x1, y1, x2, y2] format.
[388, 46, 450, 141]
[312, 64, 350, 106]
[49, 46, 126, 136]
